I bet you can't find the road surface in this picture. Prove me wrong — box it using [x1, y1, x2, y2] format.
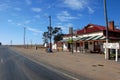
[0, 46, 76, 80]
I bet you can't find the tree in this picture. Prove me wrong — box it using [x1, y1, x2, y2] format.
[54, 33, 64, 43]
[51, 27, 63, 43]
[42, 32, 49, 46]
[42, 27, 63, 47]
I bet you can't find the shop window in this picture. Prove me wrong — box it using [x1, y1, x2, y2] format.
[76, 43, 79, 47]
[90, 42, 92, 45]
[85, 42, 88, 49]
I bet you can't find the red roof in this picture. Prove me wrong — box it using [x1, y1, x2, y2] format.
[77, 24, 106, 34]
[64, 24, 120, 37]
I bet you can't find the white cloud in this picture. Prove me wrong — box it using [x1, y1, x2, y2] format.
[0, 3, 10, 11]
[33, 33, 39, 36]
[16, 23, 22, 26]
[63, 0, 95, 14]
[31, 8, 42, 12]
[63, 0, 88, 10]
[27, 27, 42, 33]
[87, 7, 94, 14]
[34, 15, 41, 19]
[8, 19, 12, 23]
[56, 23, 73, 34]
[24, 20, 31, 24]
[57, 11, 76, 22]
[78, 14, 83, 17]
[25, 0, 32, 5]
[14, 7, 22, 11]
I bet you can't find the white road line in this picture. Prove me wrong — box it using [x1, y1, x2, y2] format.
[17, 53, 80, 80]
[1, 58, 3, 63]
[31, 58, 80, 80]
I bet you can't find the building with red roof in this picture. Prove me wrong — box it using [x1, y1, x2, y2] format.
[57, 21, 120, 53]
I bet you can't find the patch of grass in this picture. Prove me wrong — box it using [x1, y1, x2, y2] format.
[110, 53, 120, 59]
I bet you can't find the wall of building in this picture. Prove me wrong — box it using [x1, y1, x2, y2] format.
[88, 42, 94, 52]
[77, 31, 103, 38]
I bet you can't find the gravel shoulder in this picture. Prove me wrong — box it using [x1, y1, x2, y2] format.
[11, 47, 120, 80]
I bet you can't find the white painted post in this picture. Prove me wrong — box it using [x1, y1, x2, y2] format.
[105, 48, 107, 59]
[103, 43, 107, 59]
[115, 49, 118, 62]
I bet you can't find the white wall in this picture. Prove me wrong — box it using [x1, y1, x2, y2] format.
[63, 43, 68, 51]
[52, 43, 57, 49]
[78, 31, 103, 37]
[88, 42, 94, 51]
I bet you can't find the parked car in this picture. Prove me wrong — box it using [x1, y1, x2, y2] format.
[0, 42, 2, 46]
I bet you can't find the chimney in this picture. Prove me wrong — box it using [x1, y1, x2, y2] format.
[109, 21, 114, 30]
[69, 27, 73, 34]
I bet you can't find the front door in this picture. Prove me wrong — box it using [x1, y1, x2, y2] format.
[94, 41, 100, 52]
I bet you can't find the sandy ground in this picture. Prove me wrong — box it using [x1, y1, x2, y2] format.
[11, 47, 120, 80]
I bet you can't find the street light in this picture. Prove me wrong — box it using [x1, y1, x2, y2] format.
[103, 0, 110, 59]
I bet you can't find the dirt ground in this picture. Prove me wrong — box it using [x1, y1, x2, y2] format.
[11, 47, 120, 80]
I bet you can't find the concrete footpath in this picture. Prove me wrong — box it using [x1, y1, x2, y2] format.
[11, 47, 120, 80]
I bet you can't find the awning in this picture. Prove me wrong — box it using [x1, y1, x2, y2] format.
[74, 36, 91, 41]
[80, 36, 90, 40]
[60, 38, 69, 42]
[61, 35, 106, 42]
[99, 36, 106, 40]
[75, 37, 80, 41]
[92, 35, 105, 40]
[74, 35, 106, 41]
[86, 36, 98, 40]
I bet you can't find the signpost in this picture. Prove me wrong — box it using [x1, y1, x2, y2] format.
[103, 43, 119, 62]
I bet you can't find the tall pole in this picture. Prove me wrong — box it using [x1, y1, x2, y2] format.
[49, 16, 52, 52]
[10, 40, 12, 47]
[31, 39, 32, 48]
[71, 27, 73, 54]
[104, 0, 109, 59]
[24, 27, 26, 48]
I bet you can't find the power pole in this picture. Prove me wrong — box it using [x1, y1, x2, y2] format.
[103, 0, 110, 59]
[31, 39, 32, 48]
[10, 40, 12, 47]
[71, 27, 73, 54]
[24, 27, 26, 48]
[48, 16, 52, 52]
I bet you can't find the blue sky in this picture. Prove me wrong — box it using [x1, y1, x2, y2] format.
[0, 0, 120, 45]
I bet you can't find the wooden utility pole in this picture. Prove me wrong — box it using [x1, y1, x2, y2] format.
[48, 16, 52, 52]
[24, 27, 26, 48]
[71, 27, 73, 54]
[10, 40, 12, 47]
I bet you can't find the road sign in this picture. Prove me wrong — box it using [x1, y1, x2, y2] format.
[103, 43, 119, 49]
[103, 43, 119, 62]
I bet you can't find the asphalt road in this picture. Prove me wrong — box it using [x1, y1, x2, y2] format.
[0, 46, 74, 80]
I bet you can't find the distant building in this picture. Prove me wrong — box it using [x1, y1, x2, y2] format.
[57, 21, 120, 53]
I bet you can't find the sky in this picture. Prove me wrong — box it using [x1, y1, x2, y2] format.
[0, 0, 120, 45]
